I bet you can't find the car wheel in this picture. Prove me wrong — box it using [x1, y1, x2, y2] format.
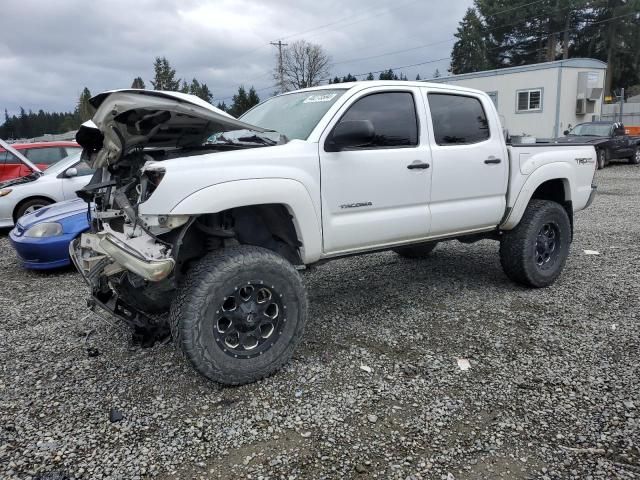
[15, 198, 52, 221]
[170, 245, 307, 385]
[393, 241, 438, 258]
[597, 150, 606, 170]
[629, 146, 640, 165]
[499, 199, 571, 288]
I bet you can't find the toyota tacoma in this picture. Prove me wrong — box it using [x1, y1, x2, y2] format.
[70, 84, 598, 385]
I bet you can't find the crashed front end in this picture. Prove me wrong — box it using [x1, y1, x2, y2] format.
[69, 89, 266, 338]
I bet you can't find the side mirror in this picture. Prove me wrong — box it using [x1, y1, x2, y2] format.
[326, 120, 374, 152]
[65, 167, 78, 178]
[563, 129, 569, 136]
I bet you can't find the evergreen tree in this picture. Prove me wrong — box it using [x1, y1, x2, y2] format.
[131, 77, 146, 89]
[366, 73, 375, 80]
[342, 74, 357, 82]
[379, 69, 399, 80]
[415, 74, 421, 80]
[77, 87, 94, 122]
[151, 57, 181, 91]
[228, 86, 260, 117]
[216, 101, 228, 112]
[450, 7, 491, 74]
[433, 69, 441, 78]
[180, 80, 190, 94]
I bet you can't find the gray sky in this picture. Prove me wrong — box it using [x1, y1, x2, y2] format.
[0, 0, 472, 116]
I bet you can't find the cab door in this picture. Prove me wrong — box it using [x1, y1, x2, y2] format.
[61, 160, 95, 199]
[319, 87, 432, 255]
[422, 89, 508, 235]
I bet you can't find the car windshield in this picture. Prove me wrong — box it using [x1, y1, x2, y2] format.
[239, 89, 347, 140]
[43, 152, 82, 175]
[569, 123, 612, 136]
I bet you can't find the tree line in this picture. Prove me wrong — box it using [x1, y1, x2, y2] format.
[0, 56, 261, 140]
[450, 0, 640, 95]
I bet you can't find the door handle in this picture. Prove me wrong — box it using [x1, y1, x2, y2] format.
[407, 162, 430, 170]
[484, 158, 502, 164]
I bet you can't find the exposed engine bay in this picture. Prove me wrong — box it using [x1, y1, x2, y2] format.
[69, 89, 294, 344]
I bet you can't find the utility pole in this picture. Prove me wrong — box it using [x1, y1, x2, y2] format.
[270, 40, 288, 94]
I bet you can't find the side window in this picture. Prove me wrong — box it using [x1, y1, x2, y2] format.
[64, 147, 83, 157]
[337, 92, 418, 148]
[74, 160, 95, 176]
[516, 89, 542, 112]
[24, 147, 65, 166]
[428, 93, 490, 145]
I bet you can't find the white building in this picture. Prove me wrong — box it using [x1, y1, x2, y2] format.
[427, 58, 607, 138]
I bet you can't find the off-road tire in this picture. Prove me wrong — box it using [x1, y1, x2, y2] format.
[14, 197, 52, 221]
[629, 146, 640, 165]
[499, 199, 571, 288]
[597, 149, 606, 170]
[393, 241, 438, 258]
[169, 245, 307, 386]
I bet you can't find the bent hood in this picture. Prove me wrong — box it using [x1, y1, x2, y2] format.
[76, 89, 266, 168]
[0, 137, 42, 175]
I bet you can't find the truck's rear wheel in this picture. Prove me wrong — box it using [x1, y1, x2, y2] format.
[597, 150, 606, 170]
[170, 245, 307, 385]
[629, 146, 640, 165]
[499, 199, 571, 288]
[393, 241, 438, 258]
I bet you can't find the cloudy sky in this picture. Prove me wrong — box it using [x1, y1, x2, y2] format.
[0, 0, 472, 116]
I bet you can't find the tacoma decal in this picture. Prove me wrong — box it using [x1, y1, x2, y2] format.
[340, 202, 373, 209]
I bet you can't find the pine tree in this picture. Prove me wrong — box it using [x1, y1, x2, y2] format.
[415, 74, 421, 81]
[229, 86, 260, 117]
[433, 69, 441, 78]
[77, 87, 94, 122]
[151, 57, 181, 91]
[366, 73, 375, 80]
[450, 8, 491, 74]
[216, 102, 228, 112]
[131, 77, 146, 89]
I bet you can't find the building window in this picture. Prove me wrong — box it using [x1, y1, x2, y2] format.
[517, 89, 542, 112]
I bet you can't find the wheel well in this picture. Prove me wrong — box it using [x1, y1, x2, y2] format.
[172, 204, 303, 272]
[531, 179, 573, 239]
[13, 196, 55, 221]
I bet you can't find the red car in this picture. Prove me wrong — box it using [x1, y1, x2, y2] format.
[0, 141, 82, 181]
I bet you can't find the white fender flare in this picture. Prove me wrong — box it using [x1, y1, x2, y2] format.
[170, 178, 322, 263]
[501, 163, 573, 230]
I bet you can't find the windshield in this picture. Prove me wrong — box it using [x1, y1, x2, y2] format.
[239, 89, 347, 140]
[43, 152, 82, 175]
[569, 123, 611, 136]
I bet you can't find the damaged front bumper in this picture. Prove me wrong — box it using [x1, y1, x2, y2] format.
[70, 230, 175, 283]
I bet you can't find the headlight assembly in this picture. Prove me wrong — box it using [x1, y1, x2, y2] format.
[25, 222, 63, 237]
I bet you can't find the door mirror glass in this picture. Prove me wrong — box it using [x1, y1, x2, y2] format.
[327, 120, 375, 151]
[65, 167, 78, 178]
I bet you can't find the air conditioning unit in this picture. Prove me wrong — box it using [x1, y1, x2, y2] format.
[576, 98, 596, 115]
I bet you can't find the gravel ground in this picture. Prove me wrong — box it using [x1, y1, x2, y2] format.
[1, 163, 639, 480]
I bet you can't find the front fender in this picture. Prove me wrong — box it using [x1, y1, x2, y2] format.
[170, 178, 322, 263]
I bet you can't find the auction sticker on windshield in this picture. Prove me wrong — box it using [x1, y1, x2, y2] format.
[303, 93, 338, 103]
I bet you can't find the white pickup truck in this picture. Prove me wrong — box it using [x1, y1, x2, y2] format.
[71, 84, 597, 385]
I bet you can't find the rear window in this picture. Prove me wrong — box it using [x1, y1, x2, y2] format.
[428, 93, 490, 145]
[24, 147, 65, 166]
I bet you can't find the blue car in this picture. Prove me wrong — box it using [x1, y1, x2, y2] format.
[9, 198, 90, 270]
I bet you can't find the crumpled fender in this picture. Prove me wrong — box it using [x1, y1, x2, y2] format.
[170, 178, 322, 263]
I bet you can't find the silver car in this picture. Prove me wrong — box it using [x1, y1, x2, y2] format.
[0, 141, 93, 227]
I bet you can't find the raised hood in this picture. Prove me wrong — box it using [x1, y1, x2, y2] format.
[76, 89, 266, 168]
[0, 137, 42, 174]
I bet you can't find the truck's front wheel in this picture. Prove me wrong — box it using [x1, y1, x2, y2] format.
[499, 200, 571, 288]
[170, 246, 307, 385]
[597, 149, 607, 169]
